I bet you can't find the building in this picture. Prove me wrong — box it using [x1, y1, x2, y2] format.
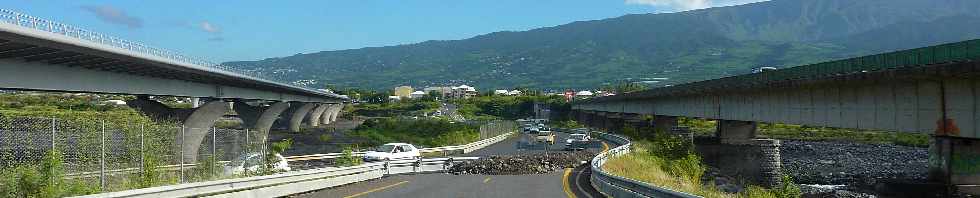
[575, 90, 594, 99]
[423, 86, 453, 99]
[451, 85, 478, 99]
[410, 91, 426, 99]
[393, 86, 414, 99]
[506, 90, 522, 96]
[494, 90, 509, 95]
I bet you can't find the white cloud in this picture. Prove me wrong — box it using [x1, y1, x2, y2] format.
[200, 21, 221, 33]
[80, 5, 143, 28]
[625, 0, 768, 11]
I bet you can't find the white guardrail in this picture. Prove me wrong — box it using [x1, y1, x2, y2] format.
[590, 132, 702, 198]
[73, 131, 514, 198]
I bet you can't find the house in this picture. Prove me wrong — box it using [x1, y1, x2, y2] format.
[506, 90, 522, 96]
[494, 90, 509, 95]
[575, 90, 594, 98]
[451, 85, 478, 99]
[410, 91, 426, 99]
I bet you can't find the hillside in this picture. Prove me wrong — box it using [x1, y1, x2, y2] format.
[226, 0, 980, 90]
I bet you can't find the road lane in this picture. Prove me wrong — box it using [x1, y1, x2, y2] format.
[298, 131, 613, 198]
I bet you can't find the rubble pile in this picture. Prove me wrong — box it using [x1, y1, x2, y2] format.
[449, 151, 596, 175]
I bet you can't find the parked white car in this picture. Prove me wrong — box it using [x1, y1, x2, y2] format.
[224, 153, 290, 175]
[362, 143, 421, 162]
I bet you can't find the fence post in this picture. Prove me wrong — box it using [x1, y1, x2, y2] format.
[100, 120, 106, 192]
[179, 125, 185, 183]
[50, 118, 55, 151]
[140, 124, 144, 172]
[212, 127, 217, 177]
[244, 128, 249, 176]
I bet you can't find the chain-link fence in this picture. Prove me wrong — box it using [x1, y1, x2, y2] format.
[0, 116, 267, 193]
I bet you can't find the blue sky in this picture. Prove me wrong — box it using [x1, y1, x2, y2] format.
[5, 0, 765, 62]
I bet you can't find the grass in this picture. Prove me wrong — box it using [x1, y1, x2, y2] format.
[679, 118, 929, 147]
[603, 141, 801, 198]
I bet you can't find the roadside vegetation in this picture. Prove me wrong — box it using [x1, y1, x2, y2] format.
[453, 94, 569, 121]
[349, 118, 480, 148]
[679, 118, 929, 147]
[603, 126, 801, 198]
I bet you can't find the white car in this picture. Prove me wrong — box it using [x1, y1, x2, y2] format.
[362, 143, 421, 162]
[565, 133, 591, 150]
[224, 153, 290, 175]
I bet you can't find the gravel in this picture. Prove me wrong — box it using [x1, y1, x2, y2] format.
[448, 151, 596, 175]
[780, 140, 928, 188]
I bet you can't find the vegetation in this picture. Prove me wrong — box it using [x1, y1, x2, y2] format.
[0, 150, 98, 197]
[335, 146, 363, 167]
[352, 99, 441, 117]
[679, 118, 929, 147]
[350, 118, 479, 148]
[453, 94, 569, 121]
[605, 126, 802, 198]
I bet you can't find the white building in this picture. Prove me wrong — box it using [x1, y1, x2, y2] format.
[451, 85, 478, 99]
[494, 90, 509, 95]
[410, 91, 426, 99]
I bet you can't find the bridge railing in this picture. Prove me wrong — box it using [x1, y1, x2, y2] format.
[590, 132, 702, 198]
[585, 39, 980, 101]
[0, 9, 322, 94]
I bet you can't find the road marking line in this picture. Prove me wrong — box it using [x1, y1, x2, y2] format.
[343, 180, 409, 198]
[573, 167, 595, 198]
[483, 177, 492, 183]
[563, 168, 576, 198]
[601, 142, 609, 153]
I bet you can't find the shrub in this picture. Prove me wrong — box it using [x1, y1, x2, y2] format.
[335, 146, 362, 167]
[0, 150, 98, 197]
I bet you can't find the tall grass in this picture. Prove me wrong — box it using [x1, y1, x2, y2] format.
[678, 118, 929, 147]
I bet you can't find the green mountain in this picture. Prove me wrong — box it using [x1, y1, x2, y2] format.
[226, 0, 980, 91]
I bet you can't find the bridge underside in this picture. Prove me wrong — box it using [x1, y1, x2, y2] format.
[574, 61, 980, 194]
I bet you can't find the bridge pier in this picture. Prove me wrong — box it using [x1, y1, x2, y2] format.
[284, 102, 317, 133]
[694, 119, 781, 188]
[327, 103, 344, 123]
[307, 104, 329, 127]
[128, 97, 230, 163]
[653, 116, 678, 133]
[233, 101, 290, 140]
[623, 113, 651, 129]
[929, 136, 980, 194]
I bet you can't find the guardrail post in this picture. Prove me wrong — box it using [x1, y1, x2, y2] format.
[384, 161, 390, 175]
[212, 127, 217, 177]
[244, 128, 249, 176]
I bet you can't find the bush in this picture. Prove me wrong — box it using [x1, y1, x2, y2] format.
[335, 146, 362, 167]
[0, 150, 98, 197]
[350, 118, 480, 148]
[319, 134, 333, 142]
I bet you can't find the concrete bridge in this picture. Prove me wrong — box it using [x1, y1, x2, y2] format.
[572, 39, 980, 194]
[0, 9, 346, 162]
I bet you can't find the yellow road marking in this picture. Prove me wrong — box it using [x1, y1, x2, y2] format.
[563, 168, 576, 198]
[483, 177, 492, 183]
[601, 142, 609, 153]
[343, 181, 409, 198]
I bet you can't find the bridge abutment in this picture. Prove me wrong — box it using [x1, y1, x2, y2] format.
[693, 119, 782, 188]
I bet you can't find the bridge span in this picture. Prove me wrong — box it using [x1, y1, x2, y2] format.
[572, 39, 980, 194]
[0, 9, 347, 163]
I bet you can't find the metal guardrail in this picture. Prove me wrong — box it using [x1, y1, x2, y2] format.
[590, 132, 702, 198]
[0, 9, 333, 96]
[284, 130, 515, 162]
[72, 130, 514, 197]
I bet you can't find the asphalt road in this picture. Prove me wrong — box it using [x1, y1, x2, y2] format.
[296, 132, 611, 198]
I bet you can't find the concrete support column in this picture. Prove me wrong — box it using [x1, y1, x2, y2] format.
[928, 136, 980, 195]
[716, 120, 757, 143]
[695, 138, 782, 188]
[128, 97, 229, 163]
[233, 101, 289, 140]
[653, 116, 678, 133]
[328, 103, 344, 122]
[623, 113, 650, 129]
[307, 104, 329, 127]
[606, 113, 625, 132]
[284, 102, 317, 132]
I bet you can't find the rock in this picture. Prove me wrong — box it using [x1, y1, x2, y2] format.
[448, 151, 597, 175]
